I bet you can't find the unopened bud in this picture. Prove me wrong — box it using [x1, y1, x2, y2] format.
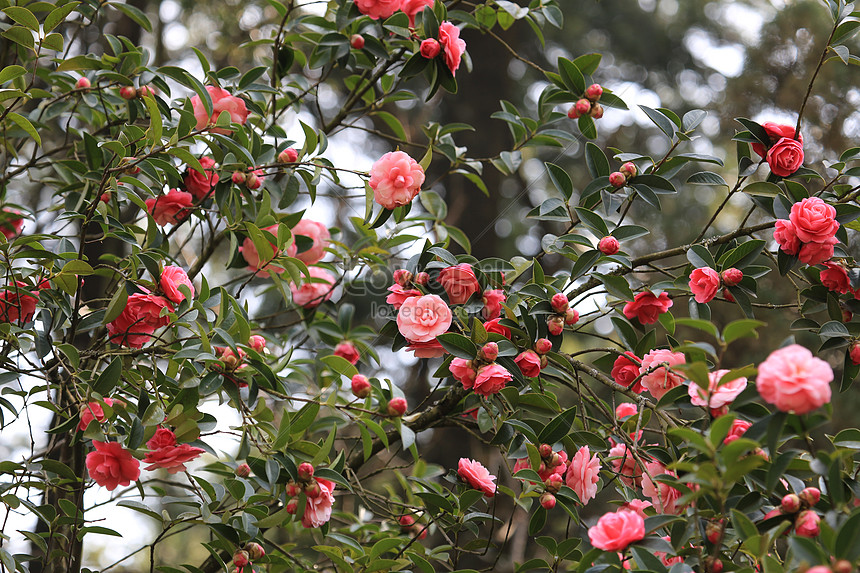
[540, 355, 548, 368]
[534, 338, 552, 354]
[304, 482, 321, 498]
[100, 192, 111, 203]
[235, 463, 251, 478]
[721, 268, 743, 286]
[567, 105, 580, 120]
[850, 341, 860, 366]
[248, 335, 266, 352]
[538, 443, 553, 459]
[704, 557, 724, 573]
[598, 236, 619, 256]
[286, 497, 299, 514]
[399, 515, 415, 528]
[705, 521, 721, 544]
[585, 83, 603, 101]
[414, 271, 429, 285]
[351, 374, 371, 398]
[547, 316, 564, 336]
[833, 560, 852, 573]
[540, 492, 556, 509]
[550, 293, 569, 313]
[419, 38, 441, 59]
[620, 162, 637, 178]
[278, 147, 298, 163]
[844, 309, 854, 323]
[795, 510, 821, 537]
[564, 308, 580, 326]
[233, 550, 250, 567]
[76, 77, 91, 90]
[609, 172, 627, 188]
[119, 86, 137, 100]
[799, 487, 821, 507]
[781, 493, 801, 514]
[350, 34, 365, 49]
[722, 288, 735, 302]
[478, 342, 499, 362]
[575, 98, 591, 116]
[286, 482, 301, 497]
[245, 542, 265, 560]
[297, 462, 314, 481]
[231, 171, 246, 185]
[245, 172, 260, 190]
[393, 269, 412, 286]
[544, 473, 563, 494]
[138, 85, 156, 98]
[589, 103, 604, 119]
[387, 397, 407, 417]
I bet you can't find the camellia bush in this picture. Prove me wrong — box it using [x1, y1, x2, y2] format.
[3, 0, 860, 572]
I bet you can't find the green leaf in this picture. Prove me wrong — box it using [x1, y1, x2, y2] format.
[3, 6, 39, 31]
[107, 1, 152, 32]
[545, 162, 573, 199]
[320, 355, 359, 379]
[92, 358, 122, 395]
[686, 244, 715, 269]
[45, 2, 80, 32]
[0, 65, 26, 85]
[436, 333, 478, 359]
[584, 142, 609, 178]
[7, 113, 41, 147]
[557, 57, 585, 94]
[687, 171, 728, 187]
[537, 407, 577, 443]
[640, 105, 676, 139]
[722, 319, 766, 344]
[103, 286, 128, 324]
[835, 509, 860, 560]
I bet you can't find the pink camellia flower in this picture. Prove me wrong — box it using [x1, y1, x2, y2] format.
[481, 289, 506, 320]
[386, 284, 421, 310]
[449, 357, 477, 390]
[598, 236, 620, 255]
[751, 122, 802, 158]
[795, 510, 821, 537]
[86, 440, 141, 491]
[0, 209, 24, 239]
[160, 266, 195, 304]
[621, 499, 652, 518]
[639, 349, 686, 400]
[143, 427, 205, 474]
[354, 0, 400, 19]
[799, 236, 837, 266]
[420, 38, 441, 59]
[616, 403, 637, 419]
[641, 461, 681, 514]
[405, 339, 447, 358]
[107, 293, 173, 348]
[0, 281, 38, 324]
[515, 350, 541, 378]
[438, 263, 481, 304]
[302, 478, 335, 528]
[820, 262, 850, 293]
[438, 22, 467, 75]
[767, 138, 804, 177]
[789, 197, 839, 244]
[689, 267, 721, 304]
[688, 369, 747, 409]
[78, 398, 115, 431]
[285, 219, 330, 265]
[145, 189, 193, 226]
[240, 224, 284, 274]
[654, 536, 684, 567]
[608, 443, 644, 487]
[587, 509, 645, 551]
[850, 342, 860, 366]
[473, 363, 513, 397]
[612, 352, 643, 393]
[351, 374, 371, 398]
[566, 446, 601, 504]
[396, 294, 452, 343]
[191, 85, 249, 133]
[773, 219, 800, 255]
[401, 0, 433, 26]
[334, 341, 360, 365]
[279, 147, 298, 163]
[623, 292, 673, 325]
[483, 318, 511, 338]
[756, 344, 832, 414]
[368, 151, 425, 209]
[723, 419, 752, 444]
[457, 458, 496, 497]
[290, 267, 336, 308]
[183, 156, 219, 200]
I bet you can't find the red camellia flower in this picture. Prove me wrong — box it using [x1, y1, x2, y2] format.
[145, 189, 193, 226]
[457, 458, 496, 497]
[756, 344, 832, 414]
[623, 291, 673, 324]
[798, 236, 837, 266]
[0, 209, 24, 239]
[689, 267, 721, 303]
[767, 137, 804, 177]
[143, 428, 205, 474]
[0, 281, 38, 324]
[438, 22, 467, 75]
[819, 262, 850, 293]
[107, 293, 173, 348]
[483, 317, 511, 338]
[160, 266, 195, 304]
[751, 122, 800, 157]
[473, 363, 513, 396]
[353, 0, 400, 19]
[401, 0, 433, 26]
[615, 403, 637, 419]
[449, 357, 477, 390]
[183, 156, 219, 200]
[86, 440, 141, 491]
[438, 263, 481, 304]
[789, 197, 839, 244]
[514, 350, 541, 378]
[481, 289, 506, 320]
[78, 398, 115, 431]
[773, 219, 800, 255]
[587, 508, 645, 551]
[611, 351, 643, 393]
[723, 419, 752, 444]
[334, 341, 360, 365]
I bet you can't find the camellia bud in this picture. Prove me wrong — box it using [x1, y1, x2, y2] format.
[795, 510, 821, 537]
[705, 521, 722, 544]
[100, 192, 111, 203]
[399, 515, 415, 528]
[590, 103, 604, 119]
[844, 309, 854, 323]
[245, 542, 265, 560]
[781, 493, 801, 514]
[387, 397, 407, 417]
[120, 157, 141, 175]
[119, 86, 137, 100]
[76, 77, 91, 90]
[138, 85, 156, 98]
[278, 147, 298, 163]
[539, 492, 556, 509]
[598, 236, 620, 256]
[304, 481, 321, 498]
[248, 335, 266, 352]
[722, 288, 735, 302]
[297, 462, 314, 481]
[286, 482, 301, 497]
[233, 550, 250, 567]
[799, 487, 821, 507]
[585, 83, 603, 101]
[575, 98, 591, 116]
[567, 105, 580, 120]
[538, 443, 553, 459]
[245, 172, 260, 190]
[850, 341, 860, 366]
[550, 452, 561, 468]
[540, 355, 549, 368]
[705, 557, 724, 573]
[414, 271, 429, 285]
[393, 269, 412, 286]
[620, 162, 638, 178]
[419, 38, 441, 59]
[231, 171, 246, 185]
[478, 342, 499, 362]
[534, 338, 552, 355]
[285, 497, 299, 514]
[832, 560, 852, 573]
[550, 293, 569, 313]
[350, 34, 365, 49]
[547, 315, 564, 336]
[806, 568, 834, 573]
[721, 268, 743, 286]
[544, 473, 563, 494]
[351, 374, 371, 398]
[235, 463, 251, 478]
[609, 171, 627, 188]
[564, 308, 580, 326]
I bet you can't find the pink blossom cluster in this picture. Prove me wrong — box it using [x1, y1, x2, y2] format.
[751, 122, 804, 177]
[773, 197, 840, 266]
